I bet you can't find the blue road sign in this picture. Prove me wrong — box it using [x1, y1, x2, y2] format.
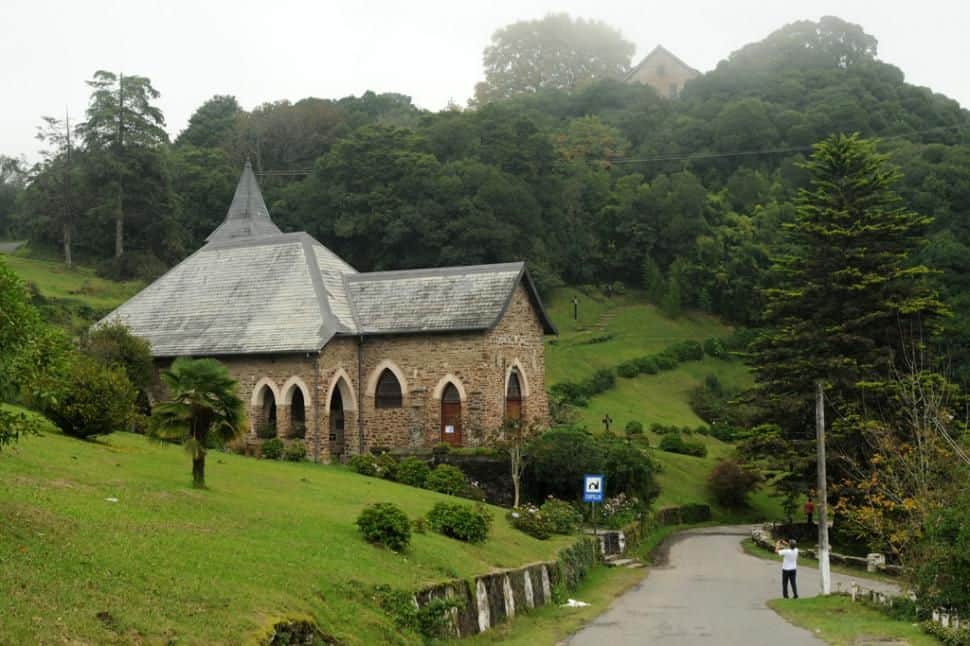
[583, 474, 605, 503]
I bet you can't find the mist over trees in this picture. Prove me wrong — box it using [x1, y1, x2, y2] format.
[6, 16, 970, 386]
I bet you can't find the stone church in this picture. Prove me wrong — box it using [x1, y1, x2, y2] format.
[103, 162, 556, 462]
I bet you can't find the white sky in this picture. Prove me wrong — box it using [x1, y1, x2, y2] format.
[2, 0, 968, 161]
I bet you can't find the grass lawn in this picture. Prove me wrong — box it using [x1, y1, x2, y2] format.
[2, 253, 142, 311]
[0, 430, 575, 644]
[769, 595, 936, 645]
[544, 286, 734, 386]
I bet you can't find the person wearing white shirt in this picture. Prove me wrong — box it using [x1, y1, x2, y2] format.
[775, 539, 799, 599]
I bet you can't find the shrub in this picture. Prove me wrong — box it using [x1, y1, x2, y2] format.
[283, 440, 307, 462]
[349, 454, 379, 476]
[35, 355, 137, 439]
[540, 498, 583, 534]
[616, 360, 639, 379]
[357, 502, 411, 551]
[374, 452, 398, 479]
[255, 422, 277, 439]
[634, 355, 659, 374]
[586, 368, 615, 394]
[558, 538, 598, 589]
[707, 459, 761, 507]
[80, 322, 154, 394]
[427, 502, 492, 543]
[668, 340, 704, 362]
[604, 441, 660, 504]
[658, 433, 707, 457]
[600, 492, 641, 529]
[510, 505, 550, 539]
[912, 495, 970, 614]
[528, 427, 604, 501]
[391, 457, 428, 487]
[703, 337, 726, 358]
[261, 438, 284, 460]
[624, 420, 644, 436]
[424, 463, 466, 496]
[653, 353, 678, 370]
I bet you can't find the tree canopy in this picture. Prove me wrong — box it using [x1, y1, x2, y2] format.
[474, 13, 634, 104]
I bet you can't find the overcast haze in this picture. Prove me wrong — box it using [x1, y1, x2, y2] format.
[2, 0, 968, 161]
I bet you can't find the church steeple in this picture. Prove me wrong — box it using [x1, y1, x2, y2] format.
[206, 161, 282, 243]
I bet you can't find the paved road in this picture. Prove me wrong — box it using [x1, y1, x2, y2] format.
[0, 241, 26, 254]
[567, 525, 899, 646]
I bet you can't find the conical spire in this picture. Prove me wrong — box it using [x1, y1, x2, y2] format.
[206, 161, 282, 242]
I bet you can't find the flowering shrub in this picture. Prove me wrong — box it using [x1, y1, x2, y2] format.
[540, 497, 582, 534]
[599, 493, 641, 529]
[509, 504, 551, 540]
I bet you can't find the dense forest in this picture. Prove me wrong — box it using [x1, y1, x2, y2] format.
[2, 15, 969, 382]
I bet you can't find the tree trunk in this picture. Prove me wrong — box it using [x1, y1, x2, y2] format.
[114, 202, 124, 258]
[192, 453, 205, 488]
[62, 222, 72, 267]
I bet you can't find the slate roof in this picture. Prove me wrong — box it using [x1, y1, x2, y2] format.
[206, 161, 282, 242]
[101, 165, 554, 357]
[346, 263, 555, 335]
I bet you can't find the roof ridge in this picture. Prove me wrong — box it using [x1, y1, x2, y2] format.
[348, 261, 524, 281]
[302, 237, 344, 341]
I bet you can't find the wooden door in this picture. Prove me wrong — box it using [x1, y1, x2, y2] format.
[440, 384, 462, 446]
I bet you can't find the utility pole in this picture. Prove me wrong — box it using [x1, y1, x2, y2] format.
[816, 381, 832, 595]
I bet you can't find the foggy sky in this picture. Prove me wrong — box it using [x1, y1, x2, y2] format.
[2, 0, 967, 162]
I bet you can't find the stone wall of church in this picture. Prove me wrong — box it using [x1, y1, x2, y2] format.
[150, 284, 549, 463]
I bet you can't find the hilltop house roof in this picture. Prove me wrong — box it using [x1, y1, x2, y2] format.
[626, 44, 700, 80]
[101, 165, 555, 357]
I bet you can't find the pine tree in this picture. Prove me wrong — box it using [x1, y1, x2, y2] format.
[641, 255, 664, 304]
[749, 133, 946, 470]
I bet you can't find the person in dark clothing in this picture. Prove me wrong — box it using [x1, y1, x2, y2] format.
[775, 538, 799, 599]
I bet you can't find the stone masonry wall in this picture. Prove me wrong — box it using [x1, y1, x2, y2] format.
[150, 283, 549, 462]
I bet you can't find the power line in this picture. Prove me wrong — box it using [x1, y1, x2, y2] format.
[608, 123, 970, 166]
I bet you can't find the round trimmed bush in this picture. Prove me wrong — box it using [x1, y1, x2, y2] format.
[261, 438, 284, 460]
[616, 361, 639, 379]
[427, 502, 492, 543]
[357, 502, 411, 551]
[424, 464, 466, 496]
[634, 356, 659, 374]
[283, 440, 307, 462]
[510, 507, 551, 540]
[625, 420, 644, 436]
[395, 457, 430, 488]
[540, 498, 583, 534]
[36, 355, 137, 439]
[349, 454, 379, 476]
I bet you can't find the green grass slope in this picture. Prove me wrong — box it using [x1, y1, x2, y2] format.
[1, 252, 143, 333]
[0, 431, 573, 644]
[543, 287, 779, 520]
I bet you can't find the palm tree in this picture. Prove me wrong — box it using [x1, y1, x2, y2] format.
[151, 358, 246, 488]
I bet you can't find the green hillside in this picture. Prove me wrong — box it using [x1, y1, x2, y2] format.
[0, 428, 573, 644]
[543, 286, 778, 519]
[0, 250, 143, 334]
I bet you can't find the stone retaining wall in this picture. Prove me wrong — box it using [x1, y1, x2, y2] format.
[413, 536, 599, 639]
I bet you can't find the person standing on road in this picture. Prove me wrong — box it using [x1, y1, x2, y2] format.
[775, 539, 799, 599]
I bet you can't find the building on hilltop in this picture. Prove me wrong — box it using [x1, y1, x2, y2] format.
[626, 45, 700, 98]
[102, 162, 555, 461]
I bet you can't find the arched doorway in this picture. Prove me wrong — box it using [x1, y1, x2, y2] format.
[440, 383, 462, 447]
[329, 387, 346, 459]
[506, 369, 523, 423]
[256, 384, 277, 438]
[291, 388, 306, 439]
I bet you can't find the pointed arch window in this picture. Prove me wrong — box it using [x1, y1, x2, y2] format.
[375, 369, 403, 409]
[506, 370, 523, 422]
